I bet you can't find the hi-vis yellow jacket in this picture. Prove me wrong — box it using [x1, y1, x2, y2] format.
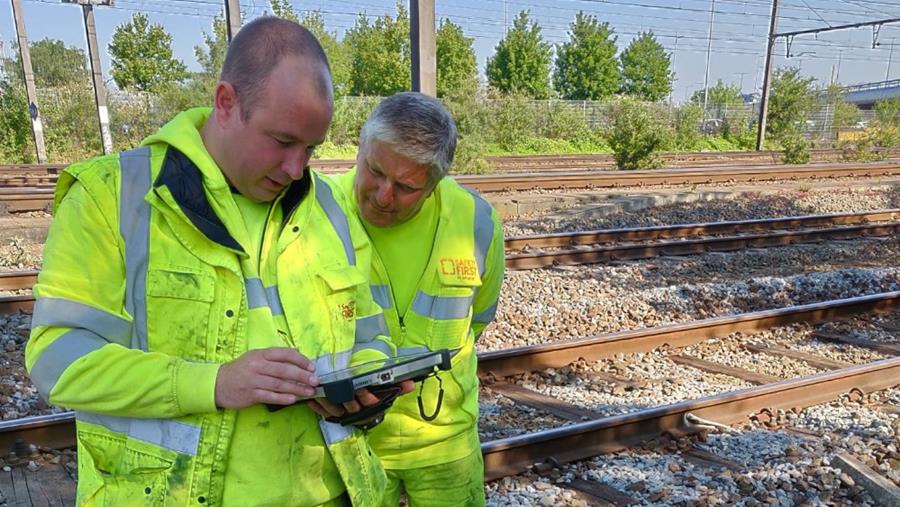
[334, 170, 505, 469]
[26, 109, 392, 506]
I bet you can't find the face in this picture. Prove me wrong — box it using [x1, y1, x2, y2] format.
[215, 56, 333, 202]
[354, 140, 436, 227]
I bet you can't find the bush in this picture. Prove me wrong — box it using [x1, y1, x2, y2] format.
[328, 96, 379, 146]
[673, 103, 702, 150]
[605, 97, 669, 170]
[486, 91, 538, 151]
[780, 131, 810, 164]
[453, 135, 491, 174]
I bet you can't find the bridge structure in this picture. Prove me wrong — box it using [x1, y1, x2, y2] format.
[842, 79, 900, 109]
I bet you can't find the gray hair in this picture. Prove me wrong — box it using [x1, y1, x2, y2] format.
[359, 92, 458, 182]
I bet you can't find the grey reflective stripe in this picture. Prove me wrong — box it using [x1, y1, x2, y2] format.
[265, 286, 284, 316]
[411, 291, 473, 320]
[30, 329, 108, 400]
[77, 412, 201, 456]
[245, 279, 284, 316]
[313, 173, 356, 266]
[370, 284, 392, 310]
[466, 188, 494, 277]
[314, 351, 353, 444]
[245, 278, 267, 309]
[320, 420, 352, 444]
[351, 339, 393, 359]
[472, 302, 498, 325]
[120, 147, 152, 351]
[355, 313, 388, 343]
[398, 346, 430, 356]
[32, 298, 132, 347]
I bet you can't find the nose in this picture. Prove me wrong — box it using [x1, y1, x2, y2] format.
[373, 181, 393, 207]
[281, 148, 310, 180]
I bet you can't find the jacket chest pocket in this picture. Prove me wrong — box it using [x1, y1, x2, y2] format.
[312, 265, 368, 357]
[146, 268, 216, 360]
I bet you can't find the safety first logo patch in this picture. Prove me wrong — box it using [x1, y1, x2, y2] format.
[439, 258, 477, 282]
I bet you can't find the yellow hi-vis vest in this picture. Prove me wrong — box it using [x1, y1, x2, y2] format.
[339, 174, 504, 469]
[27, 143, 391, 506]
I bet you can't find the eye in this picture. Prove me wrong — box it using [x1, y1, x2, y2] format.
[273, 137, 292, 146]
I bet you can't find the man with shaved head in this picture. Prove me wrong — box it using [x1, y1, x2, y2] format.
[28, 17, 393, 506]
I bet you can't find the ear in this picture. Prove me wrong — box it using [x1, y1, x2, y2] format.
[213, 82, 240, 124]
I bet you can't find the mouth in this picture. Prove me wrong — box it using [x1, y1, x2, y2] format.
[265, 176, 286, 190]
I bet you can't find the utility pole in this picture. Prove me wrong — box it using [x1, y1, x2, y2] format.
[224, 0, 241, 42]
[64, 0, 113, 154]
[410, 0, 436, 96]
[755, 0, 779, 151]
[702, 0, 716, 111]
[11, 0, 47, 163]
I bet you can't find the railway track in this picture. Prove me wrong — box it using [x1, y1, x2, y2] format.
[1, 209, 897, 311]
[1, 148, 896, 187]
[1, 161, 898, 213]
[504, 209, 900, 269]
[1, 291, 897, 490]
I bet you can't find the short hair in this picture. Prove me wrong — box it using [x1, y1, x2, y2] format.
[220, 17, 332, 121]
[359, 92, 458, 182]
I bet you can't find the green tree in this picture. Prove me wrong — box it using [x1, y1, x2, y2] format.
[195, 15, 228, 78]
[300, 11, 352, 97]
[825, 83, 860, 129]
[3, 39, 89, 88]
[269, 0, 298, 22]
[553, 12, 620, 100]
[485, 11, 552, 99]
[436, 18, 477, 98]
[874, 96, 900, 128]
[767, 67, 817, 137]
[345, 3, 410, 96]
[690, 79, 744, 106]
[619, 31, 673, 102]
[109, 13, 188, 92]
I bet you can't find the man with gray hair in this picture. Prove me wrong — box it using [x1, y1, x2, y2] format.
[323, 92, 505, 505]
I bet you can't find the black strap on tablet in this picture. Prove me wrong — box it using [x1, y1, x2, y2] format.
[417, 372, 444, 422]
[324, 384, 404, 427]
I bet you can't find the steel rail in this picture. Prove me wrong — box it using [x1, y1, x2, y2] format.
[477, 291, 900, 377]
[481, 356, 900, 480]
[505, 222, 900, 269]
[505, 209, 900, 250]
[1, 148, 892, 177]
[1, 292, 898, 460]
[460, 161, 900, 193]
[2, 161, 899, 212]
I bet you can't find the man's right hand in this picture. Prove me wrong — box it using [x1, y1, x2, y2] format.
[215, 348, 319, 409]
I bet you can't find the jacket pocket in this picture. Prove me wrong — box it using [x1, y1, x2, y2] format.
[77, 430, 173, 506]
[314, 265, 368, 355]
[146, 268, 215, 360]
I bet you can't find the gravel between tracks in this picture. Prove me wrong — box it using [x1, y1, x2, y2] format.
[504, 186, 900, 237]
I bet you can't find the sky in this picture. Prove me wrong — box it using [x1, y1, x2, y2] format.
[1, 0, 899, 103]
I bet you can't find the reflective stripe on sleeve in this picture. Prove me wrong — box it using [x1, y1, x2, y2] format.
[466, 188, 494, 277]
[77, 411, 201, 456]
[30, 329, 109, 400]
[31, 297, 132, 347]
[472, 302, 498, 326]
